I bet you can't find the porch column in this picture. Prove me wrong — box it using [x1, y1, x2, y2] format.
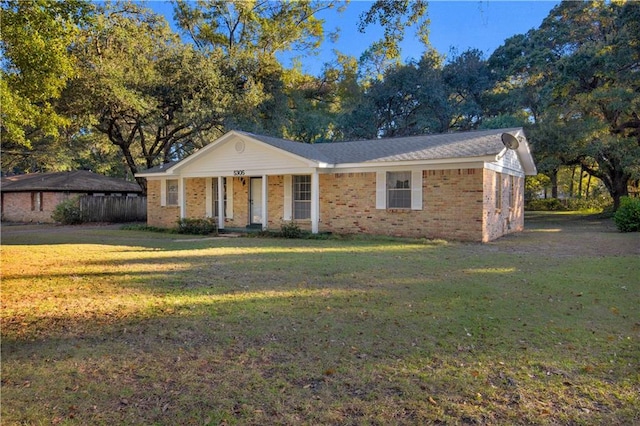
[262, 175, 268, 230]
[311, 171, 319, 233]
[179, 177, 186, 219]
[205, 177, 213, 218]
[217, 176, 225, 230]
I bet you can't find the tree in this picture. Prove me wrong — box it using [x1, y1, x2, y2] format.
[489, 1, 640, 209]
[65, 2, 238, 192]
[443, 49, 494, 131]
[357, 0, 429, 60]
[171, 0, 342, 140]
[0, 0, 93, 168]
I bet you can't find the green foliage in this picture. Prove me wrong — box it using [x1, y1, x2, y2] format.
[175, 217, 217, 235]
[613, 197, 640, 232]
[526, 196, 612, 212]
[358, 0, 429, 59]
[525, 198, 567, 212]
[280, 222, 303, 239]
[63, 2, 235, 193]
[564, 196, 612, 213]
[0, 0, 93, 149]
[489, 1, 640, 209]
[51, 197, 83, 224]
[120, 224, 171, 233]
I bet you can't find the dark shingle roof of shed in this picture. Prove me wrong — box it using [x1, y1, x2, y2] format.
[0, 170, 143, 193]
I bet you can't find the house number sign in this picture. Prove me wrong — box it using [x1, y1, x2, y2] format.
[233, 170, 246, 176]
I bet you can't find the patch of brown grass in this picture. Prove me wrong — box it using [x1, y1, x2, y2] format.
[1, 216, 639, 425]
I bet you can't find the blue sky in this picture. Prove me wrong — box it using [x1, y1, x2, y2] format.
[147, 0, 559, 74]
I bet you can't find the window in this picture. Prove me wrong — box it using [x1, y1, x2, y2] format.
[495, 172, 502, 210]
[31, 192, 43, 211]
[166, 179, 179, 206]
[509, 175, 516, 209]
[293, 175, 311, 219]
[387, 171, 411, 209]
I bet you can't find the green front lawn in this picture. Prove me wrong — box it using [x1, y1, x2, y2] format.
[1, 215, 638, 425]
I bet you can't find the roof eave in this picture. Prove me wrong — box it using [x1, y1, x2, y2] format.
[330, 155, 498, 170]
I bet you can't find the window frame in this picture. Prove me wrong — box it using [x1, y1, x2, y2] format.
[495, 172, 502, 211]
[166, 179, 179, 206]
[292, 175, 311, 220]
[386, 171, 412, 209]
[509, 175, 516, 210]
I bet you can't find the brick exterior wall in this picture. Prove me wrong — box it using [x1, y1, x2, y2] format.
[146, 180, 180, 228]
[145, 170, 525, 241]
[317, 170, 484, 240]
[482, 169, 524, 242]
[1, 191, 70, 223]
[185, 178, 207, 219]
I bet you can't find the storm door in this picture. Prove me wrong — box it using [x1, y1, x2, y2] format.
[250, 177, 262, 225]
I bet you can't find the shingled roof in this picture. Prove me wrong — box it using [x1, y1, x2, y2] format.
[137, 127, 536, 176]
[240, 128, 518, 164]
[0, 171, 143, 193]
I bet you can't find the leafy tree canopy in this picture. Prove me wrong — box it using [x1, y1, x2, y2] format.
[0, 0, 93, 153]
[490, 0, 640, 208]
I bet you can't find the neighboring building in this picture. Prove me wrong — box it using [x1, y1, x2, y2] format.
[136, 128, 537, 242]
[0, 170, 143, 223]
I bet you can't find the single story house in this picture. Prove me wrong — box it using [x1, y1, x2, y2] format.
[1, 170, 143, 223]
[136, 128, 537, 242]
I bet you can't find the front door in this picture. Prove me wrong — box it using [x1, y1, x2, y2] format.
[250, 177, 262, 225]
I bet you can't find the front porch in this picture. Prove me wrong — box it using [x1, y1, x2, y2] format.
[178, 173, 321, 234]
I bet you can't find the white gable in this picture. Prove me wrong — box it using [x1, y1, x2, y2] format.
[497, 149, 525, 175]
[175, 133, 318, 177]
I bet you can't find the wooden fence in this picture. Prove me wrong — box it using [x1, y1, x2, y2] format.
[79, 195, 146, 223]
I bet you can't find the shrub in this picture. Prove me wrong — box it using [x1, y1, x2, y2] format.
[121, 224, 171, 233]
[565, 196, 612, 212]
[52, 197, 84, 225]
[526, 196, 613, 212]
[176, 218, 218, 235]
[280, 221, 303, 238]
[525, 198, 566, 211]
[613, 197, 640, 232]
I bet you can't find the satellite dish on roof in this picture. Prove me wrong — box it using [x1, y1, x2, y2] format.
[501, 133, 520, 150]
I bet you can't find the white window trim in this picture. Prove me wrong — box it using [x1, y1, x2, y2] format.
[376, 171, 386, 209]
[411, 170, 422, 210]
[283, 175, 292, 220]
[376, 170, 423, 210]
[292, 175, 312, 220]
[160, 179, 167, 207]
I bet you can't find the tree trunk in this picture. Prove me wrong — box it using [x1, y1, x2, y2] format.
[569, 165, 576, 198]
[551, 168, 559, 199]
[610, 176, 629, 211]
[577, 166, 583, 198]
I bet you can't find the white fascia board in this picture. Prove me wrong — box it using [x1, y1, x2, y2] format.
[322, 156, 494, 173]
[179, 166, 319, 178]
[503, 128, 537, 176]
[515, 143, 537, 176]
[484, 162, 526, 178]
[136, 171, 180, 178]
